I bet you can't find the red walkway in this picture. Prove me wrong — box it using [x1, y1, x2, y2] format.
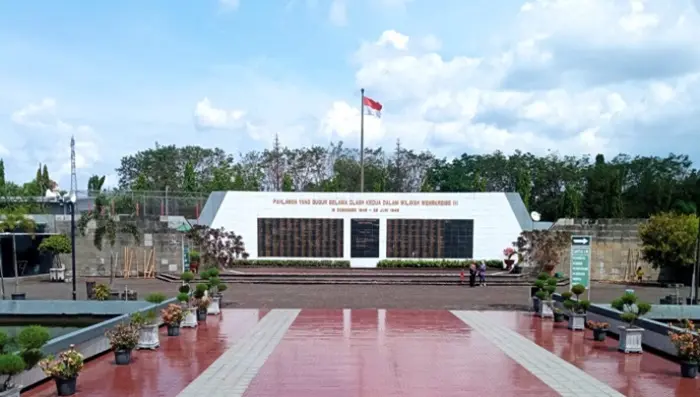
[24, 310, 265, 397]
[22, 309, 700, 396]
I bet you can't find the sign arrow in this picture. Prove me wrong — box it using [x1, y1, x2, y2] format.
[572, 237, 590, 245]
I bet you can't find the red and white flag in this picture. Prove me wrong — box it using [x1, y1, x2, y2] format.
[363, 96, 383, 118]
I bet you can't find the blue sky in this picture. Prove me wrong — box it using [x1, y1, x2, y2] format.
[1, 0, 700, 190]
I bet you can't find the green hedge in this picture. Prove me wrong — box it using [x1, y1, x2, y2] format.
[377, 259, 503, 269]
[232, 260, 351, 268]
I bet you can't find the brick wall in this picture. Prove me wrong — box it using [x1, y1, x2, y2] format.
[51, 216, 184, 277]
[551, 218, 655, 282]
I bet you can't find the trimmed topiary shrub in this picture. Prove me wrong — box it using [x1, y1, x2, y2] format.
[377, 259, 502, 269]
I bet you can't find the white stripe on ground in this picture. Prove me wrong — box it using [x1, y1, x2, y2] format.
[452, 310, 625, 397]
[176, 309, 300, 397]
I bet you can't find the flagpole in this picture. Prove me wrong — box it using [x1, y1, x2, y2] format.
[360, 88, 365, 193]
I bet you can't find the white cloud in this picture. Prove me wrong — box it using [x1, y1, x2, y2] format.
[328, 0, 347, 26]
[193, 98, 246, 130]
[219, 0, 240, 11]
[319, 101, 385, 142]
[345, 0, 700, 157]
[9, 98, 100, 185]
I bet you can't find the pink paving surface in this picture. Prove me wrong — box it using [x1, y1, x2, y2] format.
[23, 310, 265, 397]
[243, 309, 557, 397]
[482, 311, 700, 397]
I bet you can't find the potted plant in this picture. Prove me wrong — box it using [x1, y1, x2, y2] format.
[39, 345, 84, 396]
[503, 247, 516, 270]
[668, 319, 700, 378]
[0, 326, 51, 397]
[611, 292, 651, 353]
[562, 284, 590, 331]
[38, 234, 71, 282]
[553, 307, 565, 323]
[189, 250, 200, 274]
[177, 292, 197, 328]
[180, 271, 194, 294]
[587, 321, 609, 341]
[202, 268, 223, 315]
[193, 284, 209, 321]
[535, 277, 557, 318]
[531, 272, 549, 307]
[106, 322, 139, 365]
[133, 292, 166, 350]
[161, 304, 184, 336]
[93, 283, 110, 301]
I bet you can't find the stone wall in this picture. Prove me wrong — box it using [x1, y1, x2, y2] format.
[51, 216, 184, 277]
[551, 218, 654, 282]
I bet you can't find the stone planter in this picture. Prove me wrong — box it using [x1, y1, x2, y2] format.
[680, 361, 698, 378]
[538, 301, 553, 318]
[553, 311, 565, 323]
[0, 386, 20, 397]
[568, 313, 585, 331]
[504, 259, 515, 270]
[137, 323, 160, 350]
[54, 377, 77, 396]
[181, 309, 198, 328]
[167, 324, 180, 336]
[618, 326, 644, 353]
[50, 268, 66, 282]
[114, 349, 132, 365]
[207, 295, 221, 315]
[593, 328, 607, 341]
[197, 308, 207, 322]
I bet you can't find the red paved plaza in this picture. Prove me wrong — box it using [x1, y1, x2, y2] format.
[24, 309, 700, 396]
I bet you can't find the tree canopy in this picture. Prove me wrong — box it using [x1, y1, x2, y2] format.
[2, 138, 700, 222]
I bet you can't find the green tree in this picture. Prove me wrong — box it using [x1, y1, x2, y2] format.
[282, 174, 293, 192]
[183, 161, 197, 192]
[87, 175, 106, 194]
[638, 212, 698, 271]
[77, 195, 140, 284]
[0, 159, 5, 188]
[38, 234, 72, 269]
[0, 207, 37, 295]
[41, 165, 50, 191]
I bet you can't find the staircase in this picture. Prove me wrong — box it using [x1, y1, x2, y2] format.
[156, 271, 570, 286]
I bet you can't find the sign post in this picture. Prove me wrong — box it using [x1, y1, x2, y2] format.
[570, 235, 592, 300]
[182, 235, 190, 273]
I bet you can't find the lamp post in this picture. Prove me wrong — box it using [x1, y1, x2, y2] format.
[59, 193, 77, 300]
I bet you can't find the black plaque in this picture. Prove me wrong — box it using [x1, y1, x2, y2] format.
[351, 219, 380, 258]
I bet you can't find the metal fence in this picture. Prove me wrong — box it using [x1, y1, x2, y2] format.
[77, 190, 209, 219]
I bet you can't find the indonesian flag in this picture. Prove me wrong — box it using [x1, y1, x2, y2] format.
[363, 96, 383, 118]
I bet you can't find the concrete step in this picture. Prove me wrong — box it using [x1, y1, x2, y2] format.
[156, 272, 570, 287]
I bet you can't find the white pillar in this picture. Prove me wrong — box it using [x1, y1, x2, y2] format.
[343, 309, 352, 338]
[377, 309, 386, 344]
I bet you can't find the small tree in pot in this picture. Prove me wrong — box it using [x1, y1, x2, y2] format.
[133, 293, 165, 350]
[531, 272, 549, 312]
[611, 292, 651, 353]
[193, 283, 209, 321]
[177, 292, 197, 328]
[161, 304, 184, 336]
[38, 234, 71, 282]
[39, 345, 84, 396]
[562, 284, 590, 331]
[668, 319, 700, 378]
[201, 268, 223, 315]
[106, 322, 139, 365]
[535, 277, 557, 318]
[0, 326, 51, 397]
[189, 250, 201, 274]
[180, 271, 194, 294]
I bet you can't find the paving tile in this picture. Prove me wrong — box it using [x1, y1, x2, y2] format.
[481, 311, 700, 397]
[23, 309, 265, 397]
[243, 309, 558, 397]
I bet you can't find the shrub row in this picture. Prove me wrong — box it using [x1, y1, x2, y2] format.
[232, 259, 351, 268]
[377, 259, 503, 269]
